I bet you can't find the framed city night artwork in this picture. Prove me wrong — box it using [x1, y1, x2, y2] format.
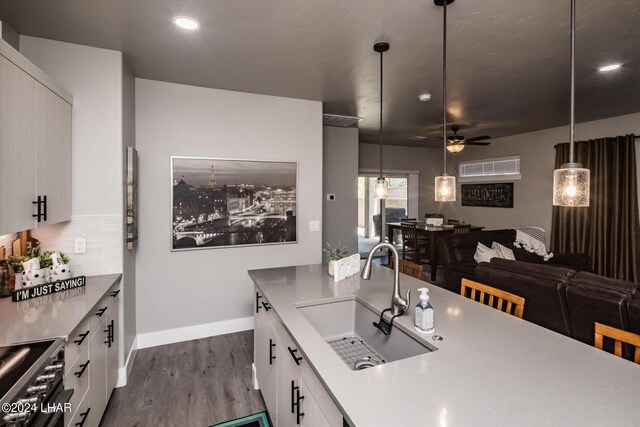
[171, 157, 298, 251]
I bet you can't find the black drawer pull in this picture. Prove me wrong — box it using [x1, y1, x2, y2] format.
[256, 292, 262, 313]
[287, 346, 302, 365]
[269, 339, 276, 365]
[261, 301, 271, 311]
[73, 331, 90, 346]
[75, 407, 90, 427]
[296, 388, 305, 424]
[96, 307, 108, 317]
[111, 289, 121, 297]
[291, 380, 297, 414]
[74, 360, 90, 378]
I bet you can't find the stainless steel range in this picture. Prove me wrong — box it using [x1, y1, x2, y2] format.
[0, 339, 72, 427]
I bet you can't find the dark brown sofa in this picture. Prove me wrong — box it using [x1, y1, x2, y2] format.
[476, 258, 640, 357]
[437, 229, 591, 294]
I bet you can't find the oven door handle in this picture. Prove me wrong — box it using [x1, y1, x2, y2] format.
[31, 388, 74, 427]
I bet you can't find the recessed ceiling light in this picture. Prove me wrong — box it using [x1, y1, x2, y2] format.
[598, 63, 621, 72]
[173, 16, 200, 30]
[418, 93, 432, 102]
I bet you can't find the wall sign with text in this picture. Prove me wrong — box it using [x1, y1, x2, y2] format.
[461, 183, 514, 208]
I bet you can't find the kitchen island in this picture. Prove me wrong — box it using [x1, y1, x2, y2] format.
[249, 264, 640, 426]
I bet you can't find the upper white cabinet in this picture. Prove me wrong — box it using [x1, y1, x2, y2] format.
[0, 39, 72, 235]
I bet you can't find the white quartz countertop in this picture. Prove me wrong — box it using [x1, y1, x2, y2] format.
[249, 264, 640, 427]
[0, 274, 122, 347]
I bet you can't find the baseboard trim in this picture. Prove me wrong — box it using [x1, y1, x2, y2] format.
[116, 335, 138, 388]
[252, 363, 259, 390]
[136, 316, 255, 350]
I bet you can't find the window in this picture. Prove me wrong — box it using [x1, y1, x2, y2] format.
[459, 155, 521, 182]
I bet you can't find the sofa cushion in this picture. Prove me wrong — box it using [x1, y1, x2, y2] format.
[565, 274, 636, 347]
[476, 258, 575, 336]
[474, 242, 501, 263]
[492, 242, 515, 260]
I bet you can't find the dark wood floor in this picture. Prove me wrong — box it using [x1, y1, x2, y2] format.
[101, 330, 265, 427]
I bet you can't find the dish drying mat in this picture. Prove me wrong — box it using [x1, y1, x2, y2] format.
[327, 336, 385, 369]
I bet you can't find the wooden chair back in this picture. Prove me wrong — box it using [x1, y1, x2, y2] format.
[389, 258, 424, 280]
[460, 279, 525, 319]
[447, 219, 462, 225]
[453, 224, 471, 234]
[594, 322, 640, 364]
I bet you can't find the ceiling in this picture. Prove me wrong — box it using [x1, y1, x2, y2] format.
[1, 0, 639, 147]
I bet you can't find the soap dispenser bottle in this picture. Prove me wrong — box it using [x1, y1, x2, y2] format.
[415, 287, 434, 334]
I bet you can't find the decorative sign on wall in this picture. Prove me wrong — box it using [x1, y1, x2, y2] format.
[461, 183, 514, 208]
[171, 157, 298, 251]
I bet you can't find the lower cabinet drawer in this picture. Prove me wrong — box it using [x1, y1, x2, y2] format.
[65, 320, 93, 375]
[64, 345, 90, 422]
[65, 391, 91, 427]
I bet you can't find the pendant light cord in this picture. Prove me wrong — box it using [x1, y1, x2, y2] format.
[442, 0, 448, 172]
[379, 48, 384, 177]
[569, 0, 575, 164]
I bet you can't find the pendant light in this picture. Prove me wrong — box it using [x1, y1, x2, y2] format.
[552, 0, 590, 207]
[374, 42, 390, 199]
[434, 0, 456, 202]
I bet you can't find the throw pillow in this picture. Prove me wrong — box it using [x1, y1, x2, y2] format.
[492, 242, 516, 260]
[474, 242, 501, 263]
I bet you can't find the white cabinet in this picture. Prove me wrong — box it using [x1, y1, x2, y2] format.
[0, 39, 72, 235]
[254, 287, 343, 427]
[64, 284, 120, 427]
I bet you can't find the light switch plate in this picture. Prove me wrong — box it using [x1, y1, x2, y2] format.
[309, 221, 320, 232]
[74, 238, 87, 254]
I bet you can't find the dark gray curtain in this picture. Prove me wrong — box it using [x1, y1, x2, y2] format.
[551, 134, 640, 282]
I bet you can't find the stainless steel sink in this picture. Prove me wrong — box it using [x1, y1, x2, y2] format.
[297, 298, 433, 370]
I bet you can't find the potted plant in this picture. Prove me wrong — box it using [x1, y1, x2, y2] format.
[40, 251, 71, 282]
[7, 255, 29, 288]
[424, 212, 444, 226]
[323, 242, 348, 276]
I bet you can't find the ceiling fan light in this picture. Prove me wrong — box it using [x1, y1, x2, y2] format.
[552, 164, 590, 207]
[446, 144, 464, 153]
[435, 175, 456, 202]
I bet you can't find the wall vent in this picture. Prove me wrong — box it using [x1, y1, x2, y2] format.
[459, 156, 521, 182]
[322, 114, 362, 128]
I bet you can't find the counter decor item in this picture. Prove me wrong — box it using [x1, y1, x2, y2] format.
[331, 253, 361, 283]
[424, 213, 444, 226]
[324, 241, 347, 276]
[7, 254, 28, 290]
[171, 157, 297, 251]
[11, 275, 86, 302]
[0, 246, 16, 298]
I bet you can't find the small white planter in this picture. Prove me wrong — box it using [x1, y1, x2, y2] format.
[328, 260, 336, 276]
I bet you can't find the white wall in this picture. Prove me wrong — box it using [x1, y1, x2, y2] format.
[323, 126, 358, 261]
[441, 112, 640, 237]
[20, 37, 136, 378]
[135, 79, 322, 344]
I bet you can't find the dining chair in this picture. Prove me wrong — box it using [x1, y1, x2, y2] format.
[453, 224, 471, 234]
[389, 257, 424, 280]
[400, 222, 428, 263]
[460, 279, 525, 319]
[594, 322, 640, 364]
[447, 219, 462, 225]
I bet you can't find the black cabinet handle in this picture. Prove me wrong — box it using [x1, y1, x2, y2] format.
[261, 301, 271, 311]
[73, 331, 90, 346]
[74, 408, 90, 427]
[287, 346, 302, 365]
[74, 360, 90, 378]
[105, 320, 114, 347]
[96, 307, 108, 317]
[111, 289, 121, 297]
[290, 380, 297, 414]
[32, 196, 43, 222]
[42, 195, 47, 221]
[110, 319, 115, 345]
[269, 339, 276, 365]
[256, 292, 262, 313]
[296, 388, 305, 424]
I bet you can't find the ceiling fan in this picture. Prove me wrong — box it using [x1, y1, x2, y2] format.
[446, 125, 491, 153]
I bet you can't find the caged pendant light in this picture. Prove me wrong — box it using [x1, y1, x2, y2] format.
[373, 42, 390, 199]
[434, 0, 456, 202]
[552, 0, 590, 207]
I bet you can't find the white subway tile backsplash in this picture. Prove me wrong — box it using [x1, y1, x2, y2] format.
[30, 214, 123, 276]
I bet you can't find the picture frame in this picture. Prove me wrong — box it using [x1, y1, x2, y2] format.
[126, 147, 138, 250]
[461, 183, 514, 208]
[171, 156, 298, 251]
